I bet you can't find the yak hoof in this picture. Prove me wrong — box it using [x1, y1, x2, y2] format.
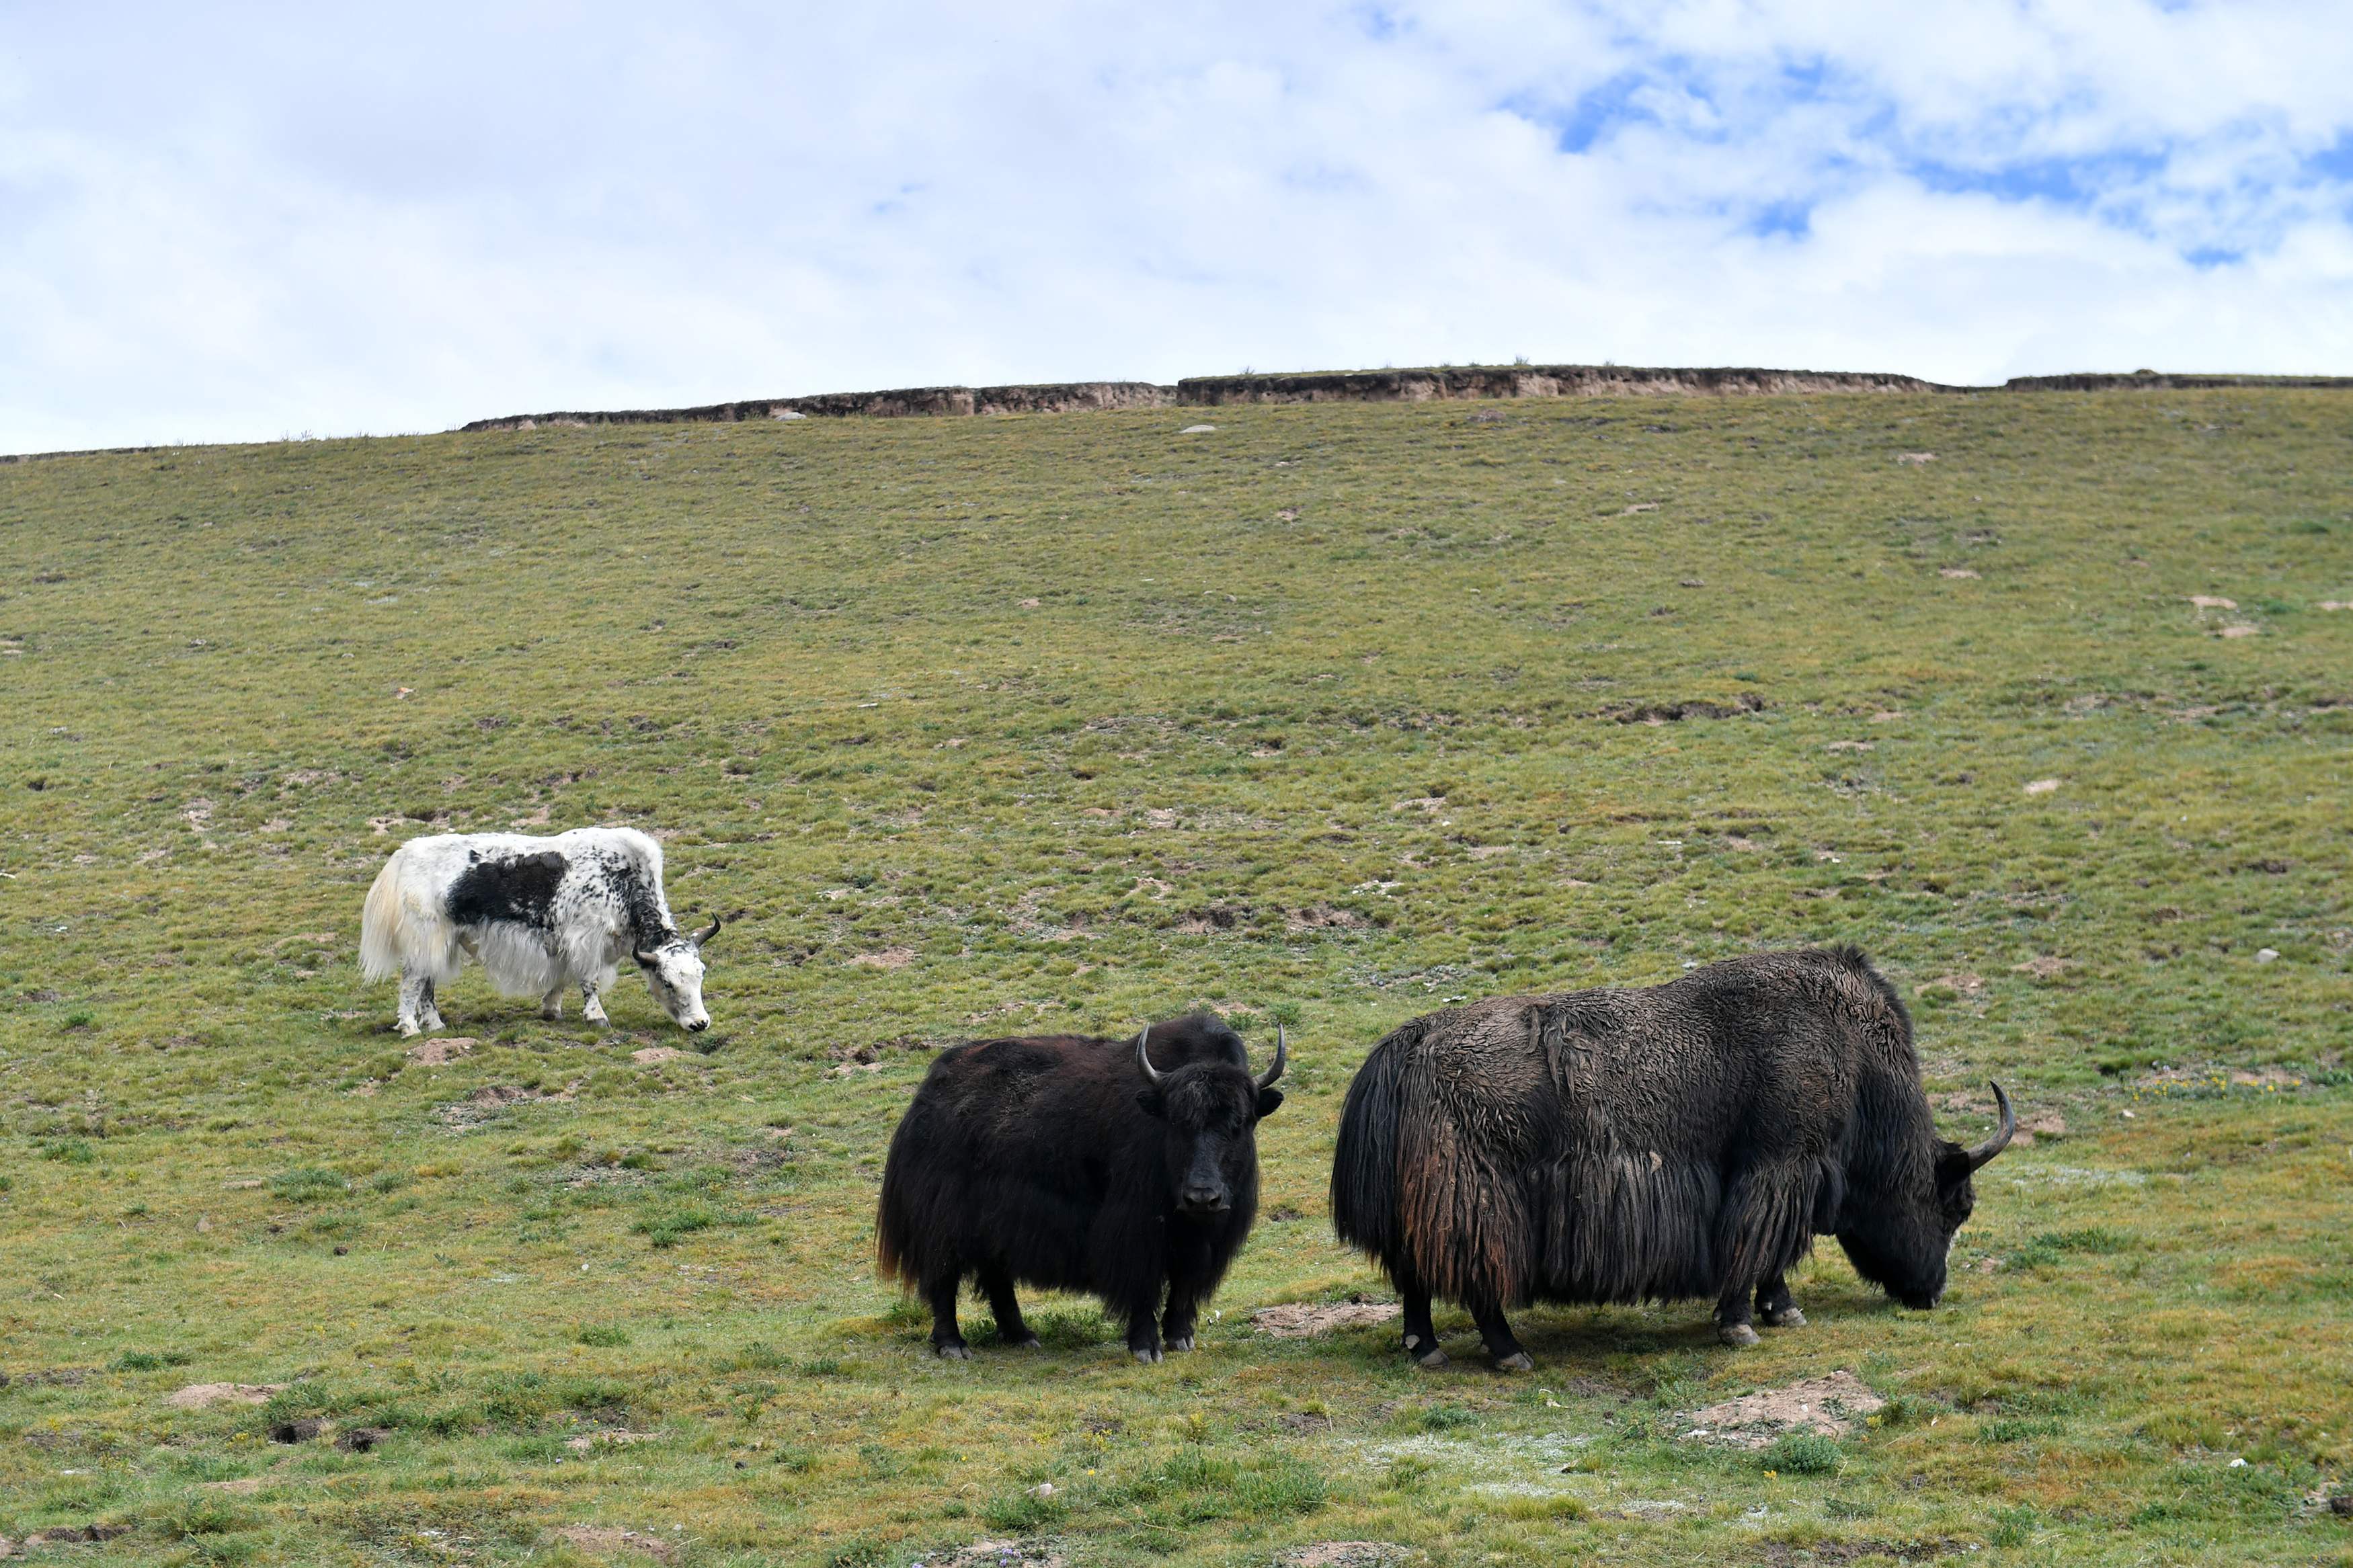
[1414, 1347, 1451, 1369]
[1007, 1333, 1041, 1350]
[934, 1342, 971, 1360]
[1720, 1323, 1762, 1348]
[1763, 1307, 1807, 1328]
[1131, 1346, 1162, 1364]
[1164, 1335, 1195, 1353]
[1492, 1350, 1534, 1372]
[396, 1020, 421, 1038]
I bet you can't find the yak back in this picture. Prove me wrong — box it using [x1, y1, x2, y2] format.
[876, 1014, 1253, 1307]
[1336, 946, 1921, 1310]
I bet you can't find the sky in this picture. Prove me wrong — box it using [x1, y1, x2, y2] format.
[4, 1, 2352, 453]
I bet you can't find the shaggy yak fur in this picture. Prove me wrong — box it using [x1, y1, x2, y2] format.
[876, 1012, 1286, 1363]
[1330, 946, 2014, 1368]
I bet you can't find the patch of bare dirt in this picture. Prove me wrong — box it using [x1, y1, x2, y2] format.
[2011, 955, 2069, 979]
[2010, 1110, 2067, 1149]
[565, 1430, 660, 1452]
[631, 1048, 692, 1065]
[1750, 1542, 1958, 1565]
[551, 1524, 673, 1559]
[1916, 973, 1987, 998]
[1251, 1301, 1402, 1338]
[1279, 1546, 1413, 1568]
[200, 1478, 264, 1494]
[1938, 567, 1979, 579]
[166, 1383, 280, 1409]
[1601, 693, 1767, 725]
[939, 1542, 1068, 1568]
[1287, 903, 1369, 931]
[406, 1037, 477, 1065]
[1681, 1370, 1884, 1448]
[844, 946, 916, 969]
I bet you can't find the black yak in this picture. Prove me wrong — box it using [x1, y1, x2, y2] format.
[1330, 946, 2013, 1368]
[877, 1014, 1286, 1363]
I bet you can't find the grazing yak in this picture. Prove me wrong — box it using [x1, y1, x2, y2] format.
[877, 1014, 1286, 1364]
[1331, 946, 2013, 1368]
[359, 827, 717, 1036]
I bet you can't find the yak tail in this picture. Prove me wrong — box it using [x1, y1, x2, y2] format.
[358, 847, 458, 985]
[1330, 1018, 1420, 1276]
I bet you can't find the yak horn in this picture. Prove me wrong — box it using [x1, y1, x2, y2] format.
[1966, 1081, 2015, 1170]
[1135, 1026, 1166, 1087]
[1256, 1024, 1287, 1090]
[694, 916, 721, 948]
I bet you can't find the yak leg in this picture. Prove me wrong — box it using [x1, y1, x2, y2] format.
[540, 984, 565, 1021]
[1398, 1272, 1449, 1369]
[980, 1268, 1038, 1348]
[418, 979, 445, 1032]
[1756, 1272, 1807, 1329]
[1159, 1226, 1219, 1353]
[1125, 1303, 1164, 1365]
[925, 1272, 971, 1360]
[580, 980, 609, 1026]
[1470, 1303, 1533, 1372]
[395, 972, 431, 1037]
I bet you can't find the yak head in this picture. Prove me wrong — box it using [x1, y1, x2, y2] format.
[633, 917, 721, 1032]
[1133, 1022, 1287, 1219]
[1837, 1081, 2014, 1310]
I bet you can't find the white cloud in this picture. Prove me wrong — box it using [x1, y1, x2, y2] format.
[2, 1, 2350, 452]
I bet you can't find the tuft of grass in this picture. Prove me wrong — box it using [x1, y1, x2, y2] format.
[110, 1349, 193, 1372]
[269, 1167, 348, 1202]
[575, 1323, 630, 1348]
[1761, 1432, 1845, 1474]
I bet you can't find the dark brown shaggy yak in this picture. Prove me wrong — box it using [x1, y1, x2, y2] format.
[1330, 946, 2013, 1368]
[877, 1013, 1285, 1363]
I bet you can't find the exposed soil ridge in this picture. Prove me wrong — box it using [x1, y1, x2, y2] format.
[453, 364, 2353, 434]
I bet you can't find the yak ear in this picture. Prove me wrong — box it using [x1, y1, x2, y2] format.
[1254, 1087, 1285, 1120]
[1135, 1087, 1166, 1118]
[1933, 1141, 1975, 1189]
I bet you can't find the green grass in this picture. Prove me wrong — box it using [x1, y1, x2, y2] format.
[1, 388, 2350, 1565]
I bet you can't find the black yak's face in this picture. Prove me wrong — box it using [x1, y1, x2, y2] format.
[1137, 1067, 1284, 1218]
[1837, 1143, 1979, 1311]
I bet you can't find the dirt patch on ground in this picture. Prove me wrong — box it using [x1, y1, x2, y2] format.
[1251, 1302, 1402, 1338]
[2011, 954, 2069, 979]
[1751, 1542, 1958, 1565]
[845, 946, 916, 969]
[1681, 1370, 1884, 1448]
[566, 1430, 660, 1452]
[166, 1383, 280, 1409]
[631, 1047, 692, 1064]
[551, 1525, 672, 1559]
[1287, 903, 1371, 931]
[1916, 973, 1985, 997]
[941, 1541, 1068, 1568]
[1279, 1546, 1414, 1568]
[200, 1477, 264, 1494]
[407, 1036, 477, 1065]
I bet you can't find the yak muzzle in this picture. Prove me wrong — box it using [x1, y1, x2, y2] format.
[1179, 1186, 1230, 1216]
[686, 1018, 710, 1033]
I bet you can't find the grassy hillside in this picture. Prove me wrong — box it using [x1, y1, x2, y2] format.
[1, 388, 2349, 1567]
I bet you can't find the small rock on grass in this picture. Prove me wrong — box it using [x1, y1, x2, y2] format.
[337, 1426, 393, 1452]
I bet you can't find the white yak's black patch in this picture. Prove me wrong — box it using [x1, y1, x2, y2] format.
[446, 850, 568, 930]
